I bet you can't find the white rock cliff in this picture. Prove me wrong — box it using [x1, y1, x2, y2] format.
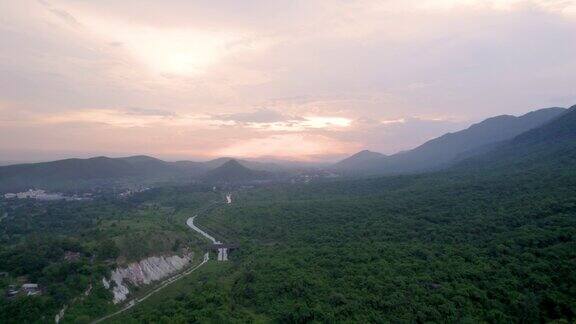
[105, 253, 192, 304]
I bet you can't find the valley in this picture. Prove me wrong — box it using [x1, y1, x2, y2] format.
[0, 106, 575, 323]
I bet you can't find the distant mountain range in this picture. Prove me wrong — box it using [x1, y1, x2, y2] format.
[1, 105, 574, 191]
[458, 105, 576, 172]
[0, 155, 283, 191]
[335, 107, 568, 175]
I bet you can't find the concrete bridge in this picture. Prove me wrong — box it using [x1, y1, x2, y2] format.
[187, 216, 239, 262]
[210, 243, 239, 262]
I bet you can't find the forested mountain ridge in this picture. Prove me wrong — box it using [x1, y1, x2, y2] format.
[0, 156, 142, 191]
[333, 150, 386, 170]
[202, 159, 272, 183]
[457, 105, 576, 172]
[336, 107, 567, 174]
[512, 104, 576, 145]
[202, 157, 285, 172]
[0, 156, 191, 191]
[0, 106, 568, 192]
[0, 155, 283, 191]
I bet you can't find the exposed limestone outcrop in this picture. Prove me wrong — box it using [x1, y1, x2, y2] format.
[104, 253, 193, 304]
[54, 305, 67, 323]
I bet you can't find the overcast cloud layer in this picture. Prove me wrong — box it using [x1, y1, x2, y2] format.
[1, 0, 575, 161]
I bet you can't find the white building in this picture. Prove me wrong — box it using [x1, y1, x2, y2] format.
[22, 283, 41, 296]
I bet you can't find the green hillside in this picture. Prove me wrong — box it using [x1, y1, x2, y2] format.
[336, 107, 566, 174]
[110, 107, 576, 323]
[202, 159, 272, 183]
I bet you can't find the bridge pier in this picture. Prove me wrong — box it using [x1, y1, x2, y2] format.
[217, 248, 228, 261]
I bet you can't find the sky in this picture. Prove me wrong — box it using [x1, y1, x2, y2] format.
[0, 0, 575, 162]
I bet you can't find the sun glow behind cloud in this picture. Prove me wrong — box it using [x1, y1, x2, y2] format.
[126, 29, 237, 76]
[72, 13, 253, 77]
[242, 116, 353, 132]
[1, 0, 575, 161]
[216, 133, 357, 160]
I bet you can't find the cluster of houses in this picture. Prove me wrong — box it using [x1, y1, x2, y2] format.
[3, 189, 91, 201]
[289, 170, 340, 184]
[5, 283, 42, 299]
[118, 187, 150, 198]
[3, 189, 62, 200]
[2, 250, 83, 300]
[2, 271, 42, 299]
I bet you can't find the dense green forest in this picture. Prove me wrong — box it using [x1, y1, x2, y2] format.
[2, 162, 575, 322]
[2, 165, 575, 323]
[103, 160, 576, 323]
[0, 186, 220, 323]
